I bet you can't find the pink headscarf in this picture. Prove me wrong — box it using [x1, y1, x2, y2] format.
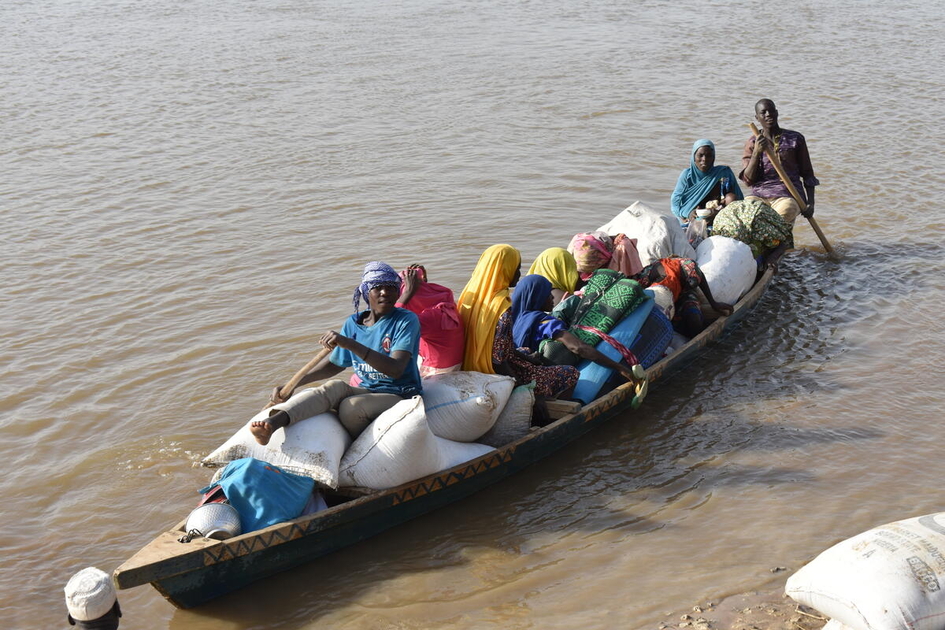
[567, 231, 614, 280]
[607, 233, 643, 277]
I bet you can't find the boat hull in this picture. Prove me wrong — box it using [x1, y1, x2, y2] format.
[116, 267, 776, 608]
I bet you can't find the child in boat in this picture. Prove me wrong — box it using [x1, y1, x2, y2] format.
[395, 264, 464, 377]
[510, 274, 642, 385]
[253, 261, 423, 443]
[632, 256, 733, 337]
[457, 244, 579, 399]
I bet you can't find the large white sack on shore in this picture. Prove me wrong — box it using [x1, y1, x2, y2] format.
[339, 396, 494, 490]
[695, 235, 756, 305]
[785, 512, 945, 630]
[421, 371, 515, 442]
[597, 201, 695, 267]
[202, 408, 351, 489]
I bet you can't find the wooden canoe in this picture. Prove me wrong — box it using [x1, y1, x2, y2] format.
[114, 264, 778, 608]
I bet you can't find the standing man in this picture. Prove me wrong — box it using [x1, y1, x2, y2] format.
[739, 98, 820, 225]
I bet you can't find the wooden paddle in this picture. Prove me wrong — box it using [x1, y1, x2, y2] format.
[748, 122, 837, 258]
[263, 346, 332, 409]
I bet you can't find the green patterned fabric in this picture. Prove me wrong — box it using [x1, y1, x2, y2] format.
[712, 198, 794, 259]
[540, 269, 646, 365]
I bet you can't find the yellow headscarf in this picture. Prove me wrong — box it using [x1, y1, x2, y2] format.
[526, 247, 579, 293]
[457, 244, 522, 373]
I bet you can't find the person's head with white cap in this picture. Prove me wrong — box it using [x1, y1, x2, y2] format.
[64, 567, 121, 629]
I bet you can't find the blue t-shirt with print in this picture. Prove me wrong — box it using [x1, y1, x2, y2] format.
[330, 307, 422, 397]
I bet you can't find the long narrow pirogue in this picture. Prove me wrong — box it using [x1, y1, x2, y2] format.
[114, 261, 780, 609]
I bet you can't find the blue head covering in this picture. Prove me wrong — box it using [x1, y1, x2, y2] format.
[510, 274, 553, 351]
[353, 261, 401, 312]
[669, 139, 744, 220]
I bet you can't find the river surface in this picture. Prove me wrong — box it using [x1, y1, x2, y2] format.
[3, 1, 944, 628]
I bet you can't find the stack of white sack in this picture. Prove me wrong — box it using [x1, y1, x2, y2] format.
[597, 200, 696, 267]
[785, 512, 945, 630]
[202, 408, 352, 490]
[338, 372, 532, 490]
[205, 372, 527, 493]
[478, 383, 535, 448]
[695, 235, 757, 306]
[421, 372, 516, 441]
[338, 395, 496, 490]
[422, 372, 534, 447]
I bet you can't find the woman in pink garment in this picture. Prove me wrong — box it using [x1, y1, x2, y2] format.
[396, 264, 465, 377]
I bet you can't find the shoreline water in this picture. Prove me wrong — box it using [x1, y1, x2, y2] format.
[660, 589, 827, 630]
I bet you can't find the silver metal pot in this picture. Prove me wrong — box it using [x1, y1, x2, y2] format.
[184, 502, 242, 540]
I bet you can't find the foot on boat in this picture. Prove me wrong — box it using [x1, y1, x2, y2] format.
[630, 377, 649, 409]
[249, 419, 276, 445]
[250, 411, 290, 445]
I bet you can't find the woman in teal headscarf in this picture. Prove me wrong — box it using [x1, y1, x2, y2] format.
[670, 139, 743, 223]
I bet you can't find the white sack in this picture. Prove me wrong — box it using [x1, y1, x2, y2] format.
[339, 396, 494, 490]
[664, 331, 690, 357]
[645, 284, 675, 321]
[421, 371, 515, 442]
[785, 512, 945, 630]
[597, 201, 696, 267]
[202, 408, 351, 489]
[695, 235, 756, 305]
[434, 436, 495, 471]
[479, 383, 534, 448]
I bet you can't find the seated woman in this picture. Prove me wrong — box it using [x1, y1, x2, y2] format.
[510, 275, 643, 385]
[711, 198, 793, 270]
[632, 256, 733, 337]
[567, 231, 614, 281]
[457, 244, 579, 399]
[252, 262, 422, 444]
[527, 247, 580, 306]
[396, 264, 464, 377]
[671, 139, 744, 223]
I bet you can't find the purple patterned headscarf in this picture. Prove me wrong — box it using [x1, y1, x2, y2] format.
[352, 261, 402, 312]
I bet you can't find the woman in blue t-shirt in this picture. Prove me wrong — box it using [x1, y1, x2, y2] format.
[250, 262, 422, 444]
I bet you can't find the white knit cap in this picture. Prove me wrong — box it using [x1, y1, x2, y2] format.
[64, 567, 116, 622]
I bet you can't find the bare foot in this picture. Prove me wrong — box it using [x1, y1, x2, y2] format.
[250, 419, 276, 445]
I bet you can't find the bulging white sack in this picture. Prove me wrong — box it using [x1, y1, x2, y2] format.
[597, 201, 696, 267]
[202, 408, 351, 489]
[479, 383, 535, 448]
[785, 512, 945, 630]
[339, 396, 494, 490]
[434, 435, 495, 471]
[695, 235, 756, 305]
[421, 371, 515, 442]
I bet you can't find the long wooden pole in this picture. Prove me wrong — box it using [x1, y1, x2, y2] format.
[748, 122, 836, 258]
[264, 346, 332, 409]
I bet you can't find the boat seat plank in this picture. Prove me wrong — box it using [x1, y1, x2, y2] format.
[544, 399, 582, 419]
